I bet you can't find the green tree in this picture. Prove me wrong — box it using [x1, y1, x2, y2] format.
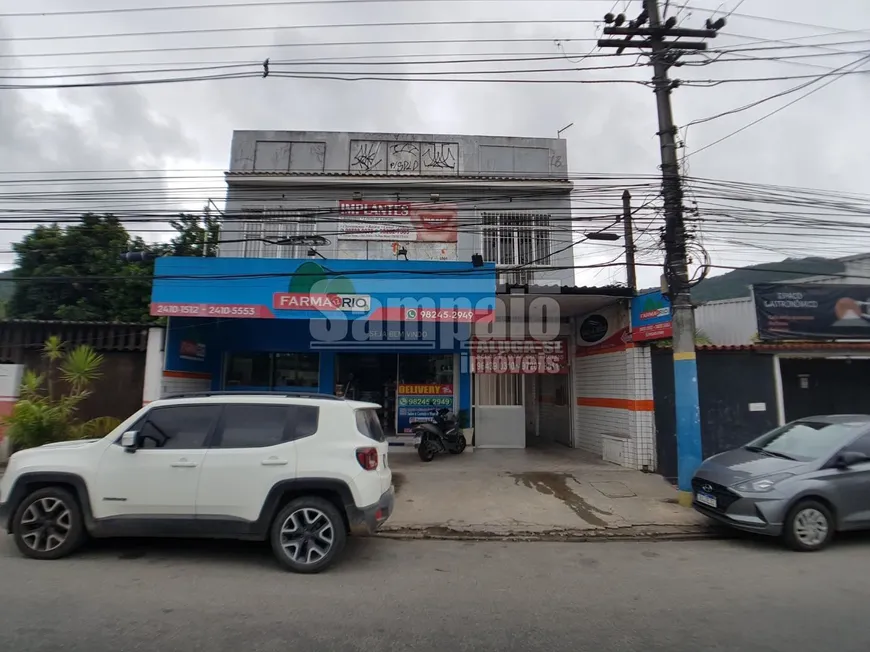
[8, 211, 220, 322]
[10, 214, 153, 322]
[165, 207, 221, 258]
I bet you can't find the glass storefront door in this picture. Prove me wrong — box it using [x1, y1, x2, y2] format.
[395, 354, 455, 435]
[224, 352, 319, 392]
[334, 353, 398, 436]
[334, 352, 456, 437]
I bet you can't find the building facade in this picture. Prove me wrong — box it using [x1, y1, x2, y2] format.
[148, 130, 606, 448]
[218, 131, 576, 287]
[140, 130, 666, 464]
[652, 254, 870, 480]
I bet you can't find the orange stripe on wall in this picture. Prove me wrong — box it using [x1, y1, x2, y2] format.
[577, 397, 654, 411]
[162, 370, 212, 380]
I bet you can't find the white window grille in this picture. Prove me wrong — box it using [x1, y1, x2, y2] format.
[240, 208, 316, 258]
[474, 374, 523, 406]
[481, 212, 552, 284]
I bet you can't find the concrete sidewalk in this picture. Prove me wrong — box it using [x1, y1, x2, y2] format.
[384, 446, 713, 539]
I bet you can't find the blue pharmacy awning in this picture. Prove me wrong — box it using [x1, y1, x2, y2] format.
[150, 257, 497, 324]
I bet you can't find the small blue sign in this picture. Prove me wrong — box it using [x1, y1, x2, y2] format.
[631, 290, 673, 342]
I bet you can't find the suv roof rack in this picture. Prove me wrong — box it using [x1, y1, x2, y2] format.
[162, 391, 343, 400]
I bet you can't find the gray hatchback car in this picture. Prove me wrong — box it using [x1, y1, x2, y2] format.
[692, 415, 870, 551]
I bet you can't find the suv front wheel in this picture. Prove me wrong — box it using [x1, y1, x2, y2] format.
[270, 496, 347, 573]
[12, 487, 86, 560]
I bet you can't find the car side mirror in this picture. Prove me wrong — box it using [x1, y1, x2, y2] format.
[120, 431, 140, 453]
[835, 451, 869, 469]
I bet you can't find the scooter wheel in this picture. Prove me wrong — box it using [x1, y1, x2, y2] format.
[449, 434, 467, 454]
[418, 441, 436, 462]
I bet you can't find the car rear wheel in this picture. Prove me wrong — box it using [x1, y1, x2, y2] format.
[270, 497, 347, 574]
[784, 500, 834, 552]
[12, 487, 85, 560]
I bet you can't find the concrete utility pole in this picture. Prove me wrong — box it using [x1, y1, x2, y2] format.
[598, 1, 725, 505]
[621, 189, 637, 292]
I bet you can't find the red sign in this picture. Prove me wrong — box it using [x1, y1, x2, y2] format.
[339, 200, 412, 218]
[576, 328, 633, 356]
[150, 302, 273, 319]
[272, 293, 372, 312]
[471, 339, 569, 374]
[338, 200, 458, 243]
[633, 321, 673, 342]
[179, 340, 206, 362]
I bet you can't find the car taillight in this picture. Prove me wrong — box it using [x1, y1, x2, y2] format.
[356, 447, 378, 471]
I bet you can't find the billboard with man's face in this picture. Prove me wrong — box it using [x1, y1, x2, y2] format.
[754, 283, 870, 340]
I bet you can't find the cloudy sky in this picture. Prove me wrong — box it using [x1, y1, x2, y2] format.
[1, 0, 869, 288]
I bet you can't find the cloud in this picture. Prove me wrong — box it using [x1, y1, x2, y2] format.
[2, 0, 869, 285]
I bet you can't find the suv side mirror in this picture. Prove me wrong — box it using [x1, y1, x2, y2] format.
[120, 431, 140, 453]
[835, 451, 869, 469]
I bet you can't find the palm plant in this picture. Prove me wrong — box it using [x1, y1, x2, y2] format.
[4, 337, 121, 449]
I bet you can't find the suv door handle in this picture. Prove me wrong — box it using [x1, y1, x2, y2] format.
[171, 460, 197, 468]
[261, 458, 289, 466]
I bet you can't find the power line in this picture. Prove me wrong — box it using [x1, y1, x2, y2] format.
[0, 19, 600, 43]
[678, 3, 870, 38]
[685, 50, 870, 127]
[686, 51, 870, 157]
[5, 259, 870, 284]
[0, 51, 621, 74]
[0, 0, 605, 19]
[0, 37, 602, 60]
[0, 60, 644, 83]
[2, 72, 651, 90]
[680, 68, 870, 85]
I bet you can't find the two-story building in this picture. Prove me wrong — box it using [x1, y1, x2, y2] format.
[145, 130, 645, 461]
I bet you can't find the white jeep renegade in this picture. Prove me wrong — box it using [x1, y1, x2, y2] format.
[0, 392, 394, 573]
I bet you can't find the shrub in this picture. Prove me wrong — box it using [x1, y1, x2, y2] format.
[4, 336, 120, 449]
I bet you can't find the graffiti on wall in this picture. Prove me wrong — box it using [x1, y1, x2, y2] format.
[350, 140, 458, 175]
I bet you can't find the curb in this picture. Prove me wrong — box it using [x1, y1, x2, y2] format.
[376, 525, 735, 543]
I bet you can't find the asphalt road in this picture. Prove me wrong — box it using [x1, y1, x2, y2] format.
[1, 532, 869, 652]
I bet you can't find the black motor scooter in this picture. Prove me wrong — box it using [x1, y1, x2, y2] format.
[413, 408, 467, 462]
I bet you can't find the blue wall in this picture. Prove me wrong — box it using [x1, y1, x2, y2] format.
[165, 317, 472, 418]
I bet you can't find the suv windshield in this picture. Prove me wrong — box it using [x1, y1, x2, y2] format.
[745, 420, 867, 462]
[355, 409, 386, 442]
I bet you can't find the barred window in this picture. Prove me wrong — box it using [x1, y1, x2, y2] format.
[480, 212, 552, 267]
[240, 208, 316, 258]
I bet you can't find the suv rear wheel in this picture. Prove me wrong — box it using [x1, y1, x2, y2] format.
[270, 496, 347, 573]
[12, 487, 86, 560]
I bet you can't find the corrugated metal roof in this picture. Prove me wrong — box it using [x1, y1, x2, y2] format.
[500, 284, 632, 297]
[754, 342, 870, 351]
[659, 342, 870, 352]
[0, 320, 154, 363]
[0, 319, 154, 327]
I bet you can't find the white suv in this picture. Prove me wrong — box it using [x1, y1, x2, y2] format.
[0, 392, 394, 573]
